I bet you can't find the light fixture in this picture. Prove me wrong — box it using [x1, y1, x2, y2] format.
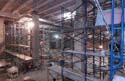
[26, 21, 34, 30]
[58, 11, 76, 20]
[88, 35, 92, 38]
[18, 17, 34, 31]
[99, 45, 103, 49]
[53, 34, 61, 39]
[18, 17, 32, 23]
[64, 12, 71, 20]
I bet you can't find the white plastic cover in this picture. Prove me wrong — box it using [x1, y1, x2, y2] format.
[113, 75, 125, 81]
[95, 8, 125, 26]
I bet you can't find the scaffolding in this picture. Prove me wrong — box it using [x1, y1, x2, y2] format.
[47, 0, 110, 81]
[47, 0, 125, 81]
[4, 0, 125, 81]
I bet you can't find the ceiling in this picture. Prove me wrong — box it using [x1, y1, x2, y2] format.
[0, 0, 113, 22]
[2, 0, 113, 45]
[0, 0, 76, 20]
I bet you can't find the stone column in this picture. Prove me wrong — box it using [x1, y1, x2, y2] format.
[0, 18, 5, 54]
[31, 12, 40, 67]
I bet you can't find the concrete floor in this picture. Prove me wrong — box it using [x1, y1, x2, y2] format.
[0, 69, 48, 81]
[15, 70, 48, 81]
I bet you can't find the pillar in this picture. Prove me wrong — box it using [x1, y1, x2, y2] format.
[31, 12, 40, 67]
[0, 18, 4, 54]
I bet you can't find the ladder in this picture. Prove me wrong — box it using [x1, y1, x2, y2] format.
[110, 0, 124, 81]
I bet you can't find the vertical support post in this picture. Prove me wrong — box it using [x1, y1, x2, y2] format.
[121, 0, 124, 66]
[92, 28, 95, 77]
[110, 0, 115, 80]
[81, 0, 88, 81]
[61, 7, 64, 81]
[74, 0, 84, 52]
[71, 13, 74, 70]
[11, 22, 14, 51]
[0, 18, 5, 54]
[31, 11, 40, 67]
[110, 0, 124, 81]
[99, 29, 102, 79]
[92, 6, 96, 77]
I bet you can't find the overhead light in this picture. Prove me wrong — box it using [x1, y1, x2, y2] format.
[53, 34, 61, 39]
[99, 45, 103, 49]
[64, 12, 71, 20]
[39, 18, 54, 24]
[64, 11, 76, 20]
[27, 21, 34, 28]
[26, 21, 34, 30]
[57, 11, 76, 20]
[18, 17, 32, 23]
[88, 35, 92, 38]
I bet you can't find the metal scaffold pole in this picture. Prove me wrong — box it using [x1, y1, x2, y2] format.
[110, 0, 124, 81]
[61, 7, 65, 81]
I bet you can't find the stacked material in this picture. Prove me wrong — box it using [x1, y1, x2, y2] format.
[7, 66, 18, 78]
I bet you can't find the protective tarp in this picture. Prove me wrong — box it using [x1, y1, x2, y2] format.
[113, 75, 125, 81]
[95, 8, 125, 26]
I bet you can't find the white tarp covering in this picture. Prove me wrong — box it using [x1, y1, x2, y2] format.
[113, 75, 125, 81]
[95, 8, 125, 26]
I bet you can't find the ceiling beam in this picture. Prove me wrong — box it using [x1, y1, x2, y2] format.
[38, 0, 73, 14]
[1, 0, 15, 12]
[27, 0, 53, 13]
[0, 12, 18, 18]
[43, 5, 76, 18]
[12, 0, 33, 14]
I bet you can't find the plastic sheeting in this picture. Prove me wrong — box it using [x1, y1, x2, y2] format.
[113, 75, 125, 81]
[95, 8, 125, 26]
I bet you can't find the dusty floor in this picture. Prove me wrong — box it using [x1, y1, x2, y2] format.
[0, 69, 48, 81]
[15, 70, 48, 81]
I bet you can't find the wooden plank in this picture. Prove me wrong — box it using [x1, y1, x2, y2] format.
[62, 50, 109, 57]
[49, 65, 81, 81]
[8, 44, 30, 48]
[5, 50, 32, 61]
[48, 65, 103, 81]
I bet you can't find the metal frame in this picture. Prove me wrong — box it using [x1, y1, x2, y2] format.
[5, 21, 33, 69]
[47, 0, 110, 81]
[110, 0, 124, 81]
